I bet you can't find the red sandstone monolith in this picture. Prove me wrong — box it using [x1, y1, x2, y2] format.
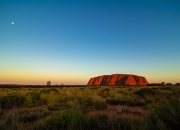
[87, 74, 149, 86]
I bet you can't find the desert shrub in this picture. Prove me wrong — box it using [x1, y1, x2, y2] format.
[160, 86, 171, 90]
[3, 108, 49, 130]
[79, 88, 84, 90]
[175, 83, 180, 86]
[0, 125, 5, 130]
[166, 83, 173, 86]
[5, 109, 49, 123]
[33, 109, 89, 130]
[106, 98, 145, 106]
[147, 83, 161, 86]
[161, 82, 166, 86]
[103, 88, 110, 91]
[40, 89, 50, 93]
[25, 92, 46, 106]
[135, 88, 156, 97]
[109, 117, 142, 130]
[19, 109, 49, 122]
[49, 88, 58, 92]
[146, 100, 180, 130]
[0, 108, 3, 116]
[90, 87, 99, 90]
[48, 103, 69, 110]
[89, 113, 109, 130]
[128, 88, 132, 90]
[0, 95, 25, 109]
[27, 92, 41, 101]
[93, 100, 108, 110]
[98, 89, 111, 98]
[106, 98, 127, 105]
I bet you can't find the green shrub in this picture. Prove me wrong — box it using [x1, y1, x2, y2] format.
[103, 88, 110, 91]
[25, 92, 46, 106]
[40, 89, 50, 93]
[106, 98, 129, 106]
[5, 109, 49, 123]
[0, 95, 25, 109]
[0, 108, 3, 116]
[48, 103, 69, 110]
[109, 117, 142, 130]
[93, 100, 108, 110]
[146, 100, 180, 130]
[135, 88, 156, 97]
[3, 108, 49, 130]
[33, 109, 89, 130]
[49, 88, 58, 92]
[89, 113, 109, 130]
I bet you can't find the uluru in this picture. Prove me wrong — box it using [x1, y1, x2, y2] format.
[87, 74, 149, 86]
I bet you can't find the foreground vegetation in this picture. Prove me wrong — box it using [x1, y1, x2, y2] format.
[0, 85, 180, 130]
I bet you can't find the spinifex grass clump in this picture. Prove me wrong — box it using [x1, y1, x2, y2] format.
[24, 92, 47, 107]
[146, 100, 180, 130]
[33, 109, 89, 130]
[106, 97, 145, 106]
[0, 95, 25, 109]
[0, 108, 3, 116]
[5, 109, 49, 123]
[89, 113, 109, 130]
[2, 108, 49, 130]
[135, 88, 156, 97]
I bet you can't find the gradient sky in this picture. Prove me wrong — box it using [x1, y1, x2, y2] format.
[0, 0, 180, 85]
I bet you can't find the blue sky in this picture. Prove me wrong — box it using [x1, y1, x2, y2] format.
[0, 0, 180, 85]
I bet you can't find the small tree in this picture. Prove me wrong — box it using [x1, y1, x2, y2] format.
[161, 82, 165, 87]
[47, 81, 51, 86]
[175, 83, 180, 86]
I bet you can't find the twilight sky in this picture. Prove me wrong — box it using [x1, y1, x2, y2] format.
[0, 0, 180, 85]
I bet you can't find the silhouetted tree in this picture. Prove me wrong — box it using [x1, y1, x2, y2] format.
[161, 82, 165, 86]
[47, 81, 51, 86]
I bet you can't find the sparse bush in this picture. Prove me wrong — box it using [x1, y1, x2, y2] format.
[50, 88, 58, 92]
[175, 83, 180, 86]
[166, 83, 173, 86]
[93, 100, 108, 110]
[89, 113, 109, 130]
[0, 95, 25, 109]
[48, 103, 69, 110]
[109, 117, 142, 130]
[106, 98, 145, 106]
[146, 100, 180, 130]
[106, 98, 130, 105]
[161, 82, 166, 86]
[33, 109, 89, 130]
[135, 88, 156, 97]
[40, 89, 50, 93]
[0, 108, 3, 116]
[3, 108, 49, 130]
[103, 88, 110, 91]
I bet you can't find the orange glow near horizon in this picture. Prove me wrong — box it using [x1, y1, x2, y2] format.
[1, 71, 179, 85]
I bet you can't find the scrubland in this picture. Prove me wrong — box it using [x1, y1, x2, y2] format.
[0, 85, 180, 130]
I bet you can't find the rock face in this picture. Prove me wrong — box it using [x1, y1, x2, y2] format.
[87, 74, 149, 86]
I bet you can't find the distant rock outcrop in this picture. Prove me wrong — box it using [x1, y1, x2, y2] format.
[87, 74, 149, 86]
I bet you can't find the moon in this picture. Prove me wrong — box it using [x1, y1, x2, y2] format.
[12, 22, 14, 24]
